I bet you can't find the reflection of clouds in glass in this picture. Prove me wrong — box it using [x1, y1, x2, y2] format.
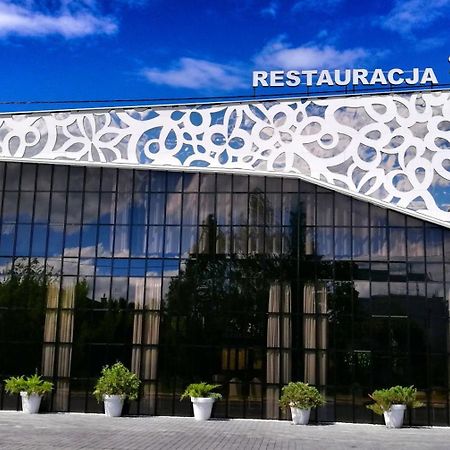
[334, 106, 375, 131]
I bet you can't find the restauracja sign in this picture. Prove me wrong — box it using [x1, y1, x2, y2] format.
[252, 68, 438, 87]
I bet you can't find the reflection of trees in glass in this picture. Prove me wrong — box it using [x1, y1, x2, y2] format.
[161, 191, 306, 388]
[71, 279, 133, 378]
[0, 258, 54, 375]
[161, 253, 295, 384]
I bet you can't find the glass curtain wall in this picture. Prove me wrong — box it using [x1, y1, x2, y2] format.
[0, 161, 449, 425]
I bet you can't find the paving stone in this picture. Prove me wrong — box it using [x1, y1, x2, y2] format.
[0, 412, 449, 449]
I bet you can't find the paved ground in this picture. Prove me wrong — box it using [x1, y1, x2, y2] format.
[0, 412, 450, 450]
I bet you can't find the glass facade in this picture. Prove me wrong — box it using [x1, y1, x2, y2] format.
[0, 161, 449, 425]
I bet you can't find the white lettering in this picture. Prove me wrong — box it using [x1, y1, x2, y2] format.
[252, 71, 268, 87]
[353, 69, 369, 85]
[251, 67, 439, 88]
[286, 70, 301, 87]
[303, 70, 318, 86]
[405, 68, 419, 85]
[334, 69, 351, 86]
[369, 69, 387, 85]
[317, 70, 334, 86]
[421, 67, 438, 84]
[270, 70, 285, 87]
[387, 68, 404, 85]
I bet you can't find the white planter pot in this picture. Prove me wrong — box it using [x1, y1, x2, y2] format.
[20, 392, 42, 414]
[383, 404, 406, 428]
[191, 397, 215, 421]
[290, 407, 311, 425]
[103, 395, 124, 417]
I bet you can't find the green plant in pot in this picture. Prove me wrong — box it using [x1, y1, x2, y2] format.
[367, 385, 423, 428]
[93, 362, 141, 417]
[279, 381, 325, 425]
[4, 374, 53, 414]
[180, 382, 222, 421]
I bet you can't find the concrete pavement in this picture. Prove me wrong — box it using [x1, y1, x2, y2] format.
[0, 411, 449, 449]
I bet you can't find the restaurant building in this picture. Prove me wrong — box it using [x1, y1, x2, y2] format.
[0, 88, 449, 425]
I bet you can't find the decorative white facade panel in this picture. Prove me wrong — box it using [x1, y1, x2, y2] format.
[0, 90, 449, 225]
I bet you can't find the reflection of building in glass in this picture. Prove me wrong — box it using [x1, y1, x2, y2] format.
[0, 89, 450, 425]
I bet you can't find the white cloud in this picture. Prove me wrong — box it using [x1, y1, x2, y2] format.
[378, 0, 450, 34]
[292, 0, 344, 12]
[142, 57, 247, 91]
[261, 1, 279, 17]
[0, 0, 150, 39]
[253, 36, 367, 69]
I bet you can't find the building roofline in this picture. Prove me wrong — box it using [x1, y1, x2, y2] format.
[0, 84, 449, 117]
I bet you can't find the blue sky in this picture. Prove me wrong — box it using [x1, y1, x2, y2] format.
[0, 0, 449, 110]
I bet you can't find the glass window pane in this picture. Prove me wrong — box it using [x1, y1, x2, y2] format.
[134, 170, 150, 192]
[264, 227, 281, 254]
[316, 227, 333, 260]
[352, 198, 369, 226]
[21, 164, 36, 191]
[335, 194, 351, 226]
[2, 191, 18, 221]
[47, 225, 64, 257]
[33, 192, 50, 222]
[15, 224, 31, 255]
[52, 165, 68, 190]
[117, 169, 133, 192]
[216, 193, 231, 225]
[67, 193, 83, 224]
[116, 193, 132, 225]
[167, 173, 182, 192]
[317, 194, 333, 226]
[164, 226, 180, 257]
[50, 192, 66, 223]
[132, 192, 148, 225]
[266, 177, 281, 192]
[198, 193, 215, 225]
[200, 174, 215, 192]
[5, 163, 21, 190]
[114, 225, 130, 257]
[165, 194, 182, 225]
[101, 168, 117, 191]
[36, 164, 52, 191]
[370, 205, 387, 226]
[353, 228, 369, 260]
[300, 194, 315, 226]
[181, 226, 198, 258]
[69, 166, 84, 191]
[335, 228, 351, 259]
[99, 193, 116, 224]
[149, 193, 166, 224]
[389, 228, 406, 260]
[371, 228, 387, 260]
[183, 173, 199, 192]
[18, 192, 34, 222]
[426, 228, 443, 262]
[148, 226, 164, 257]
[83, 193, 99, 224]
[182, 193, 198, 225]
[265, 194, 281, 226]
[31, 224, 47, 257]
[407, 228, 424, 260]
[216, 174, 231, 192]
[0, 224, 15, 255]
[233, 175, 248, 192]
[130, 225, 147, 257]
[81, 225, 97, 257]
[85, 167, 101, 191]
[151, 171, 166, 192]
[64, 225, 81, 257]
[233, 194, 248, 225]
